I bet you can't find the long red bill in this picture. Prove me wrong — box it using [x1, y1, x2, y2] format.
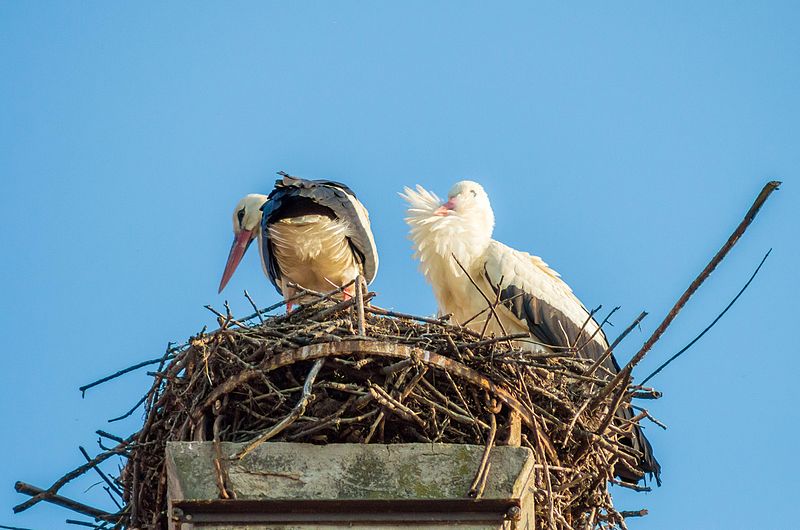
[218, 229, 253, 293]
[434, 199, 456, 216]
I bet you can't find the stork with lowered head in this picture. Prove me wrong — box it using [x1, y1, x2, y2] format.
[219, 173, 378, 311]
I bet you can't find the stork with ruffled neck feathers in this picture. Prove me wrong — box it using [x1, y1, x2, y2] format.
[402, 180, 660, 485]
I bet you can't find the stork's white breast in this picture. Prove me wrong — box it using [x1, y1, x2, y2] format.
[268, 215, 360, 292]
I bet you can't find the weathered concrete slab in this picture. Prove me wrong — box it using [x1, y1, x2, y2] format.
[166, 442, 536, 529]
[167, 442, 534, 501]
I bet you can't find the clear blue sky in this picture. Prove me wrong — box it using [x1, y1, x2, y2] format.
[1, 3, 798, 529]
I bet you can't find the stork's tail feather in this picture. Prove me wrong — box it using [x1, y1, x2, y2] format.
[638, 425, 662, 486]
[615, 406, 662, 487]
[577, 340, 661, 486]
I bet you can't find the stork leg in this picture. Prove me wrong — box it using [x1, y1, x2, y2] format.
[343, 285, 354, 300]
[359, 276, 372, 307]
[283, 284, 297, 313]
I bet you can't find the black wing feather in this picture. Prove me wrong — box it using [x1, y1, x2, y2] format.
[261, 173, 378, 284]
[489, 274, 661, 485]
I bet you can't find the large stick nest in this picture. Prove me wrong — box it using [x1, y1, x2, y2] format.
[14, 183, 781, 530]
[114, 289, 658, 529]
[13, 289, 661, 530]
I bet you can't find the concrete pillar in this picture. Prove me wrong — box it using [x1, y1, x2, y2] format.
[166, 442, 536, 530]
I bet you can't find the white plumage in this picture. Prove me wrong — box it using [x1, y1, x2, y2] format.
[402, 180, 660, 484]
[402, 181, 605, 356]
[218, 175, 378, 311]
[266, 214, 360, 297]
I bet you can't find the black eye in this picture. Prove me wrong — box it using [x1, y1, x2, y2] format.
[237, 208, 245, 224]
[470, 190, 477, 197]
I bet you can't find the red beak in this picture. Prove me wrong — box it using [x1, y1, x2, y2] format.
[218, 229, 254, 293]
[434, 199, 456, 216]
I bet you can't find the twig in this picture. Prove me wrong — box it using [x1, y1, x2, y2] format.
[313, 294, 374, 321]
[610, 477, 651, 492]
[365, 305, 461, 329]
[462, 333, 531, 349]
[204, 304, 245, 328]
[419, 378, 482, 426]
[480, 275, 505, 338]
[630, 405, 668, 430]
[95, 431, 125, 445]
[78, 447, 122, 498]
[13, 444, 127, 514]
[129, 461, 139, 527]
[235, 359, 324, 459]
[79, 283, 349, 394]
[562, 313, 647, 447]
[573, 305, 601, 350]
[451, 254, 509, 338]
[14, 483, 116, 521]
[468, 410, 497, 498]
[640, 248, 772, 385]
[243, 290, 264, 324]
[195, 341, 537, 429]
[65, 521, 109, 529]
[102, 486, 122, 511]
[598, 180, 780, 401]
[355, 275, 366, 336]
[595, 372, 631, 436]
[620, 509, 649, 518]
[368, 383, 426, 427]
[576, 306, 620, 353]
[107, 394, 147, 423]
[242, 279, 357, 323]
[79, 355, 174, 397]
[584, 312, 648, 379]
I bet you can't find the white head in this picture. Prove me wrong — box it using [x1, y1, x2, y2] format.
[231, 194, 269, 234]
[402, 180, 495, 268]
[219, 194, 269, 293]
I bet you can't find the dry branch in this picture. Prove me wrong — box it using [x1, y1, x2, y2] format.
[45, 295, 664, 529]
[16, 178, 780, 530]
[105, 301, 656, 529]
[601, 180, 780, 397]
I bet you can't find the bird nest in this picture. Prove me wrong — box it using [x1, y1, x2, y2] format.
[12, 182, 783, 530]
[14, 287, 661, 530]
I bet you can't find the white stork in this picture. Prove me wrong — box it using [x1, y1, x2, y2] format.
[219, 174, 378, 310]
[402, 180, 660, 484]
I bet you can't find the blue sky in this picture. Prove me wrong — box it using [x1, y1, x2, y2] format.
[1, 3, 798, 528]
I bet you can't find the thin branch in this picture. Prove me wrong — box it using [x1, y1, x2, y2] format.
[107, 394, 147, 423]
[13, 444, 128, 514]
[640, 248, 771, 386]
[95, 431, 125, 444]
[14, 483, 116, 521]
[355, 275, 366, 336]
[451, 254, 509, 338]
[78, 447, 123, 498]
[235, 359, 324, 459]
[620, 509, 649, 519]
[480, 275, 505, 338]
[65, 521, 110, 529]
[79, 355, 173, 397]
[610, 478, 651, 492]
[468, 409, 497, 498]
[365, 305, 473, 334]
[576, 306, 620, 353]
[584, 312, 648, 379]
[597, 180, 780, 402]
[243, 290, 264, 324]
[573, 304, 601, 349]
